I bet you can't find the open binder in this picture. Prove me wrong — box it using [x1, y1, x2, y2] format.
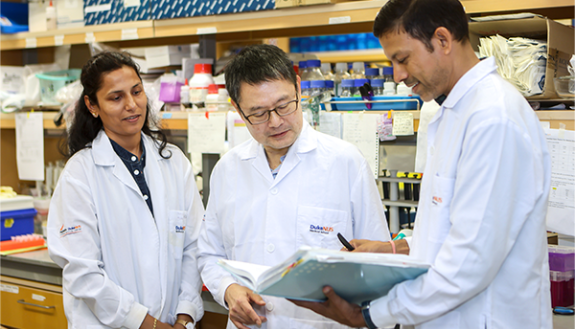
[218, 246, 430, 304]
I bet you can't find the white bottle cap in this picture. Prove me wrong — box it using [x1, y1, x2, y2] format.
[352, 62, 364, 73]
[335, 63, 348, 71]
[321, 63, 332, 74]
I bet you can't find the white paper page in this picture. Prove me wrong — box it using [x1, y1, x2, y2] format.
[15, 112, 45, 181]
[415, 101, 441, 173]
[219, 259, 271, 287]
[392, 112, 414, 136]
[188, 112, 226, 154]
[342, 113, 379, 179]
[544, 128, 575, 236]
[226, 111, 252, 150]
[319, 111, 342, 138]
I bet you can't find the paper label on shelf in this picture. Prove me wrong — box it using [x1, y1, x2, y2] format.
[188, 112, 226, 154]
[25, 38, 37, 49]
[85, 32, 96, 43]
[343, 113, 379, 179]
[121, 28, 139, 40]
[392, 112, 414, 136]
[54, 35, 65, 46]
[329, 16, 351, 24]
[15, 112, 45, 181]
[84, 3, 112, 13]
[1, 284, 19, 294]
[124, 0, 140, 7]
[32, 294, 46, 302]
[197, 27, 218, 35]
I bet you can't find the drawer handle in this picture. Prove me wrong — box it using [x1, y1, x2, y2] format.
[17, 299, 55, 309]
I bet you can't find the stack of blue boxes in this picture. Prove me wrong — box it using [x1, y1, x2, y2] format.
[84, 0, 275, 25]
[290, 33, 382, 53]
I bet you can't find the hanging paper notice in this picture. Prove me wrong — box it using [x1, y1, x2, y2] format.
[188, 112, 226, 154]
[343, 113, 379, 179]
[319, 112, 342, 139]
[226, 111, 251, 150]
[15, 112, 45, 181]
[392, 112, 414, 136]
[544, 128, 575, 236]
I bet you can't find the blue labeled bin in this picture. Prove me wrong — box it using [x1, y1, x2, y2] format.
[1, 208, 36, 241]
[329, 96, 423, 111]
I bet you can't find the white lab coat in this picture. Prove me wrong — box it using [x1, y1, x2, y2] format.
[48, 130, 204, 329]
[198, 122, 390, 329]
[370, 57, 552, 328]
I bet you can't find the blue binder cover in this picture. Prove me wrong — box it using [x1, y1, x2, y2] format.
[218, 246, 430, 305]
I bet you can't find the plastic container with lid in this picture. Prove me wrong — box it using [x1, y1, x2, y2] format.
[339, 79, 355, 97]
[159, 75, 184, 103]
[371, 78, 385, 96]
[384, 81, 397, 96]
[310, 80, 326, 95]
[321, 63, 334, 80]
[549, 245, 575, 272]
[180, 79, 190, 107]
[353, 78, 369, 97]
[299, 61, 309, 80]
[189, 64, 214, 105]
[396, 82, 413, 96]
[365, 68, 380, 80]
[550, 270, 574, 307]
[334, 63, 351, 96]
[382, 66, 394, 83]
[306, 59, 325, 81]
[46, 0, 57, 30]
[205, 84, 229, 112]
[36, 69, 82, 105]
[351, 62, 365, 80]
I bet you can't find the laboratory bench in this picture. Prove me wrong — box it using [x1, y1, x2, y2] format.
[1, 249, 573, 329]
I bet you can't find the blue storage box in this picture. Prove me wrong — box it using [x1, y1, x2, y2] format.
[0, 2, 29, 34]
[84, 0, 151, 25]
[1, 208, 37, 241]
[329, 96, 423, 111]
[152, 0, 275, 20]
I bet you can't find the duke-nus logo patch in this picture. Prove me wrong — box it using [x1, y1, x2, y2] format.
[432, 196, 443, 205]
[309, 225, 334, 234]
[175, 225, 185, 233]
[59, 224, 82, 237]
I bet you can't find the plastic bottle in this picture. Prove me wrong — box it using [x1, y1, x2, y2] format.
[351, 62, 365, 80]
[334, 62, 351, 97]
[217, 84, 230, 111]
[306, 60, 325, 81]
[396, 82, 413, 96]
[365, 68, 380, 81]
[384, 81, 397, 95]
[180, 78, 190, 107]
[310, 80, 326, 95]
[205, 84, 220, 111]
[46, 0, 57, 31]
[353, 78, 369, 97]
[321, 63, 334, 80]
[299, 61, 309, 80]
[371, 78, 385, 96]
[325, 80, 335, 96]
[340, 79, 354, 97]
[189, 64, 214, 106]
[382, 66, 394, 83]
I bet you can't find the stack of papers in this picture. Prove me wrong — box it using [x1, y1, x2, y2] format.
[479, 35, 547, 96]
[218, 246, 430, 304]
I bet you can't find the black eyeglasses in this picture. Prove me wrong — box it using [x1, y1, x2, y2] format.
[238, 96, 299, 125]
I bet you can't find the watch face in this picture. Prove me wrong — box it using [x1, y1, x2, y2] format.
[185, 323, 194, 329]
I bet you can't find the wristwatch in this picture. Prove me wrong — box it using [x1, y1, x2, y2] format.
[175, 319, 194, 329]
[361, 301, 378, 329]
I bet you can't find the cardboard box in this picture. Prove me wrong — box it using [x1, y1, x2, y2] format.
[275, 0, 353, 9]
[469, 16, 574, 99]
[56, 0, 85, 29]
[84, 0, 150, 25]
[151, 0, 274, 20]
[145, 45, 192, 69]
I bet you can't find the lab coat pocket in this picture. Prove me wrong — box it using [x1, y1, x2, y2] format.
[296, 206, 348, 250]
[428, 174, 456, 243]
[168, 210, 186, 260]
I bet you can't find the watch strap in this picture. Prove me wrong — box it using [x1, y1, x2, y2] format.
[361, 301, 378, 329]
[175, 319, 192, 328]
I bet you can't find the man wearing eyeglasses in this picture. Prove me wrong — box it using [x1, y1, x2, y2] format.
[197, 44, 391, 329]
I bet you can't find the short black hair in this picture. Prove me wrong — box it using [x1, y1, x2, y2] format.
[373, 0, 469, 51]
[225, 44, 298, 105]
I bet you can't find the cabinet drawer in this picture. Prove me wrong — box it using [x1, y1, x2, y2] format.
[1, 281, 67, 329]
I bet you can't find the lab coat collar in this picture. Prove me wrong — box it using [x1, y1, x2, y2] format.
[92, 130, 162, 166]
[442, 57, 497, 110]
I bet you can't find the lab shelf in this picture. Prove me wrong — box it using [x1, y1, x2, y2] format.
[1, 0, 573, 51]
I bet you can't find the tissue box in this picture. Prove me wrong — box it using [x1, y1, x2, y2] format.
[469, 16, 574, 99]
[151, 0, 275, 20]
[56, 0, 85, 29]
[84, 0, 150, 25]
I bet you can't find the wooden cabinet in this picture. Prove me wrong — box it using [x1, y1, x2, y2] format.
[1, 276, 67, 329]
